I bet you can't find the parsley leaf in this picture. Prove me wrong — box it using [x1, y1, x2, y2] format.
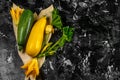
[37, 8, 74, 58]
[52, 8, 63, 30]
[37, 26, 74, 58]
[63, 26, 74, 42]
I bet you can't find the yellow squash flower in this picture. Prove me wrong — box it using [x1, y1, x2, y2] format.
[21, 58, 39, 78]
[10, 4, 24, 25]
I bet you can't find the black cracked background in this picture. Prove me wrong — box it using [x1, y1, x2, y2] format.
[0, 0, 120, 80]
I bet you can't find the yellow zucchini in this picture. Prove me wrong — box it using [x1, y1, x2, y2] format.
[25, 17, 47, 57]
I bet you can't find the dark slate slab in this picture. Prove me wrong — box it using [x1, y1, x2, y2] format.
[0, 0, 120, 80]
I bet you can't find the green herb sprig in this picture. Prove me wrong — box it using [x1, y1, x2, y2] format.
[37, 8, 74, 58]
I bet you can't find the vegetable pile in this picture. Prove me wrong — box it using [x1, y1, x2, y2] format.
[10, 3, 74, 80]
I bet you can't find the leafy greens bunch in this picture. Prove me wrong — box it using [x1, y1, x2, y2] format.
[37, 8, 74, 58]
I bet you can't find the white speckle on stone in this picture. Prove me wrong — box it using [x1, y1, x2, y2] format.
[63, 57, 66, 61]
[79, 2, 87, 8]
[0, 31, 8, 38]
[88, 51, 91, 57]
[102, 10, 109, 13]
[64, 59, 72, 66]
[83, 32, 87, 37]
[7, 53, 13, 63]
[72, 2, 77, 8]
[73, 13, 79, 20]
[78, 53, 81, 56]
[49, 61, 54, 70]
[108, 65, 113, 72]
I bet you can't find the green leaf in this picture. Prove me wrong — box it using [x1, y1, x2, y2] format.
[52, 8, 59, 14]
[52, 8, 63, 30]
[37, 26, 74, 58]
[37, 8, 74, 58]
[63, 27, 74, 42]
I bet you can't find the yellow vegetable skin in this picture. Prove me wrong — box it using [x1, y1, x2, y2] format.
[25, 17, 47, 57]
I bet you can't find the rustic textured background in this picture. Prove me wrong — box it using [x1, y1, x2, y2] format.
[0, 0, 120, 80]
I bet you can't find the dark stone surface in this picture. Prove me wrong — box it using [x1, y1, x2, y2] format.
[0, 1, 24, 80]
[0, 0, 120, 80]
